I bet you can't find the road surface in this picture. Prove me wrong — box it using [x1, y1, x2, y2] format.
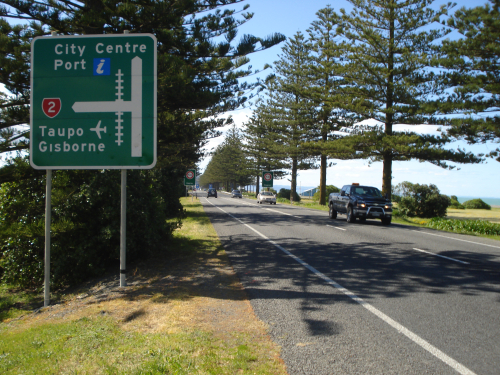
[200, 193, 500, 375]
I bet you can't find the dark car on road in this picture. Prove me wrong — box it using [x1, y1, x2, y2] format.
[207, 188, 217, 198]
[231, 190, 242, 198]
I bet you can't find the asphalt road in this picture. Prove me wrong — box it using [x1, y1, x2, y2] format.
[199, 193, 500, 375]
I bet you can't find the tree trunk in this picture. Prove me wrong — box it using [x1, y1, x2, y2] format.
[319, 154, 327, 205]
[382, 153, 392, 200]
[382, 3, 395, 200]
[256, 174, 260, 197]
[291, 157, 297, 204]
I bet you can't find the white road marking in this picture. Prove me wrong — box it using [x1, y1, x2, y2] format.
[264, 208, 298, 217]
[413, 230, 500, 249]
[205, 199, 477, 375]
[326, 224, 346, 231]
[413, 248, 470, 265]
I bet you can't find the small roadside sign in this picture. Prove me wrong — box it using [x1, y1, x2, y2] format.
[262, 171, 273, 188]
[185, 169, 196, 186]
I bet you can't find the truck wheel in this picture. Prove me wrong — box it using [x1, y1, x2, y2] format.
[329, 204, 337, 219]
[346, 206, 356, 223]
[358, 217, 366, 223]
[381, 217, 391, 225]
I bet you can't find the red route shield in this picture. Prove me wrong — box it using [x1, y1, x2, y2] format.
[42, 98, 61, 118]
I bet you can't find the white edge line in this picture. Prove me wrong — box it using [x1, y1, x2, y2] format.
[413, 248, 470, 265]
[413, 230, 500, 249]
[326, 224, 346, 231]
[204, 198, 477, 375]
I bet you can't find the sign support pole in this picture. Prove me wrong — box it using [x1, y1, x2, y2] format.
[120, 169, 127, 287]
[44, 170, 52, 307]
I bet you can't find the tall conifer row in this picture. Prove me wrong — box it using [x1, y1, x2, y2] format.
[250, 32, 318, 200]
[200, 125, 252, 190]
[0, 0, 285, 180]
[305, 6, 358, 205]
[335, 0, 480, 199]
[244, 114, 288, 196]
[436, 0, 500, 161]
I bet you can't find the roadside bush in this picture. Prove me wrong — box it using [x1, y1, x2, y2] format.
[277, 188, 301, 202]
[462, 198, 491, 210]
[0, 158, 184, 290]
[395, 182, 450, 218]
[449, 199, 465, 209]
[313, 185, 339, 201]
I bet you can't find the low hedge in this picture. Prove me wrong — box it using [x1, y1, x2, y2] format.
[462, 198, 491, 210]
[426, 217, 500, 236]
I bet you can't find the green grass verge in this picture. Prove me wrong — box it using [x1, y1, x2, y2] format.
[0, 317, 273, 374]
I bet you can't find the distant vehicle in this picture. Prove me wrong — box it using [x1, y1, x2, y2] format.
[328, 183, 392, 225]
[257, 191, 276, 205]
[207, 188, 217, 198]
[231, 190, 242, 198]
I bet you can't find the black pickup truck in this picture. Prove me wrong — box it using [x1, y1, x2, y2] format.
[328, 184, 392, 225]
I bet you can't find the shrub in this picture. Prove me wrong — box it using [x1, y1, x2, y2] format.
[449, 199, 465, 209]
[277, 188, 301, 202]
[395, 182, 450, 218]
[0, 158, 184, 290]
[313, 185, 339, 201]
[462, 198, 491, 210]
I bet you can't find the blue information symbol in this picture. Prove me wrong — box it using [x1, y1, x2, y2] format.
[93, 58, 110, 76]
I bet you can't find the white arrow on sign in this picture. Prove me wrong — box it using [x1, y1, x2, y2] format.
[72, 56, 143, 157]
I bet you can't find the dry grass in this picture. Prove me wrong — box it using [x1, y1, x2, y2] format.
[446, 207, 500, 224]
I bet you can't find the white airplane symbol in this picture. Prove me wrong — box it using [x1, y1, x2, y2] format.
[90, 120, 107, 139]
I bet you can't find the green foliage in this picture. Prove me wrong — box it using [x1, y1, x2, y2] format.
[449, 199, 465, 209]
[462, 199, 491, 210]
[277, 189, 301, 202]
[0, 1, 285, 183]
[313, 185, 339, 201]
[395, 182, 450, 218]
[0, 158, 183, 290]
[437, 0, 500, 161]
[200, 126, 253, 189]
[426, 217, 500, 236]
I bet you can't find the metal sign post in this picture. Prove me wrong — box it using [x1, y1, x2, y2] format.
[44, 170, 52, 307]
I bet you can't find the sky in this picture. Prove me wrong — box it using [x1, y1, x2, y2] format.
[199, 0, 500, 198]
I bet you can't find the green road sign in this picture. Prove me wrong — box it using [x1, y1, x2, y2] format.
[262, 171, 273, 188]
[185, 169, 196, 186]
[30, 34, 157, 169]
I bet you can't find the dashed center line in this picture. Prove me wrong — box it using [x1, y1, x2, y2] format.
[326, 224, 346, 231]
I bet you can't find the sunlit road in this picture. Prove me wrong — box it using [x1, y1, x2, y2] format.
[200, 193, 500, 375]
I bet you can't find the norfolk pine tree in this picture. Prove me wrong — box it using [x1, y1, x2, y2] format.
[436, 0, 500, 161]
[244, 113, 287, 196]
[335, 0, 480, 199]
[252, 32, 318, 201]
[305, 6, 359, 205]
[200, 126, 252, 190]
[0, 0, 285, 178]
